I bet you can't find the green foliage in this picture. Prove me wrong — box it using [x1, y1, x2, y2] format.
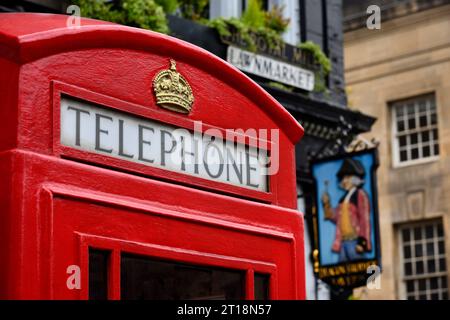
[178, 0, 209, 21]
[313, 71, 327, 93]
[254, 26, 283, 50]
[267, 81, 294, 92]
[264, 4, 290, 34]
[154, 0, 179, 14]
[298, 40, 332, 75]
[207, 7, 331, 93]
[73, 0, 169, 34]
[74, 0, 120, 21]
[207, 17, 231, 37]
[207, 17, 256, 51]
[241, 0, 265, 29]
[298, 41, 332, 93]
[122, 0, 169, 33]
[207, 0, 288, 52]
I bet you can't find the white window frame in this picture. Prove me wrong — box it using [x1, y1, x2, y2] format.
[209, 0, 243, 19]
[268, 0, 301, 45]
[397, 220, 449, 300]
[391, 94, 440, 168]
[210, 0, 302, 46]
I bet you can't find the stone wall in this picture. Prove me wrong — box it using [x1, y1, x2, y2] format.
[344, 4, 450, 299]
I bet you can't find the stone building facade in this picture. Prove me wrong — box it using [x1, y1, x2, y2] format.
[344, 1, 450, 299]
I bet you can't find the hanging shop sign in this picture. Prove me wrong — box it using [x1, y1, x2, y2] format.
[311, 148, 381, 288]
[220, 30, 316, 92]
[227, 46, 315, 91]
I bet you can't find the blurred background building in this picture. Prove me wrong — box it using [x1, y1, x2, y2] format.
[344, 0, 450, 299]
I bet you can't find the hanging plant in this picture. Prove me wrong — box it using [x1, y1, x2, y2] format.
[298, 41, 332, 75]
[298, 41, 331, 93]
[154, 0, 179, 14]
[264, 4, 290, 34]
[267, 81, 294, 92]
[241, 0, 266, 29]
[207, 17, 257, 51]
[177, 0, 209, 21]
[207, 0, 286, 52]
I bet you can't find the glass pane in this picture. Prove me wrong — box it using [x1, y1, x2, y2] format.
[432, 129, 439, 140]
[437, 224, 444, 237]
[426, 242, 434, 256]
[425, 225, 434, 238]
[431, 113, 437, 125]
[431, 293, 439, 300]
[414, 227, 422, 240]
[427, 259, 436, 273]
[405, 262, 413, 276]
[407, 104, 415, 116]
[418, 100, 427, 113]
[415, 244, 423, 257]
[408, 118, 416, 130]
[430, 277, 438, 289]
[407, 295, 415, 301]
[419, 294, 427, 300]
[429, 99, 436, 112]
[439, 258, 446, 272]
[406, 280, 415, 293]
[396, 106, 404, 117]
[411, 148, 419, 160]
[404, 245, 411, 259]
[416, 261, 424, 274]
[422, 131, 430, 142]
[438, 241, 445, 254]
[434, 143, 439, 156]
[419, 279, 426, 291]
[89, 249, 109, 301]
[442, 277, 448, 289]
[120, 254, 245, 300]
[400, 150, 408, 162]
[411, 133, 418, 145]
[397, 120, 405, 132]
[402, 229, 410, 242]
[419, 115, 427, 127]
[254, 273, 270, 300]
[399, 136, 407, 147]
[423, 145, 430, 158]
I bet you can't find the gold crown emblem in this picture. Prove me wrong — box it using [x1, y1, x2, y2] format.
[153, 59, 194, 114]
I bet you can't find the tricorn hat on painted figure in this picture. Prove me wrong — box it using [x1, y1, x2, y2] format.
[337, 158, 365, 179]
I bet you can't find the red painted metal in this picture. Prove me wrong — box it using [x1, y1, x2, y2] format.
[0, 13, 305, 300]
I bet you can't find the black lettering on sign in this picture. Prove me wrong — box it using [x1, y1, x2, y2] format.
[67, 106, 90, 146]
[95, 113, 113, 153]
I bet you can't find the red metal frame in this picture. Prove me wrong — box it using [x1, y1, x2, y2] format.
[0, 13, 305, 300]
[78, 233, 278, 300]
[38, 178, 296, 300]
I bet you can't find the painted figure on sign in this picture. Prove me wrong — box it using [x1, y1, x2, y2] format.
[321, 158, 371, 262]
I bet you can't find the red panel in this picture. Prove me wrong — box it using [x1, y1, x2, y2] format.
[0, 150, 305, 299]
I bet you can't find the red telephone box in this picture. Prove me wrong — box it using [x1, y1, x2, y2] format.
[0, 13, 305, 300]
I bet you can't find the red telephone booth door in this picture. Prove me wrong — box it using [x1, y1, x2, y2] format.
[0, 13, 305, 300]
[49, 184, 299, 300]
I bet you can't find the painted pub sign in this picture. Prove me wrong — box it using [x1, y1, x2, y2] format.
[311, 149, 381, 288]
